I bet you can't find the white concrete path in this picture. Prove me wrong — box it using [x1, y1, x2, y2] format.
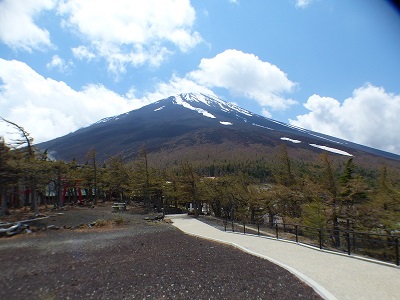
[168, 214, 400, 300]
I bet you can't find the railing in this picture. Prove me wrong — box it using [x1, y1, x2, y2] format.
[209, 218, 400, 266]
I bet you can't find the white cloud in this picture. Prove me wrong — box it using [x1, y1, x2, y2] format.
[145, 74, 218, 101]
[261, 108, 272, 118]
[189, 49, 297, 110]
[46, 55, 73, 72]
[137, 49, 297, 114]
[0, 0, 56, 51]
[290, 84, 400, 154]
[57, 0, 202, 74]
[72, 46, 96, 61]
[295, 0, 313, 8]
[0, 58, 220, 144]
[0, 59, 151, 144]
[0, 48, 301, 148]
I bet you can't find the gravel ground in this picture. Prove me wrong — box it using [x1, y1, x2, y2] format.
[0, 204, 321, 299]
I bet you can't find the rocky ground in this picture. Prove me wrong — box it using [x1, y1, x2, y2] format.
[0, 203, 321, 299]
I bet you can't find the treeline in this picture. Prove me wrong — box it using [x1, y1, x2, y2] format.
[1, 127, 400, 236]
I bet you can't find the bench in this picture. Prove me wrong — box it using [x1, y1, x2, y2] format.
[112, 202, 126, 212]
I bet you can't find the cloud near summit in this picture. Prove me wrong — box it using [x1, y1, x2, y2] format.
[290, 84, 400, 154]
[189, 49, 297, 112]
[0, 49, 297, 144]
[0, 59, 151, 143]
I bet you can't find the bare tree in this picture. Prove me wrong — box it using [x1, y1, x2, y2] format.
[0, 117, 34, 156]
[0, 137, 15, 216]
[179, 160, 200, 216]
[86, 149, 98, 205]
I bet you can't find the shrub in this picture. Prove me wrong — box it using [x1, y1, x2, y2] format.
[114, 216, 125, 226]
[94, 219, 109, 227]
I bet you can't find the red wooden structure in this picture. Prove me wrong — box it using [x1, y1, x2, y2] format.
[62, 179, 84, 205]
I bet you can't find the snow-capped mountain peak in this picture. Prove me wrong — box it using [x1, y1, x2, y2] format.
[173, 93, 253, 118]
[172, 93, 216, 119]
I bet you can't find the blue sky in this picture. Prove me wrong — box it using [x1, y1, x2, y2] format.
[1, 0, 400, 154]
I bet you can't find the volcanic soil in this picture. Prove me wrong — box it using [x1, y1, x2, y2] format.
[0, 203, 321, 299]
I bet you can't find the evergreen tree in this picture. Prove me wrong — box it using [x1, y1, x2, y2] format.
[373, 165, 400, 233]
[131, 146, 163, 210]
[1, 118, 42, 212]
[319, 152, 341, 247]
[338, 158, 369, 225]
[177, 160, 200, 216]
[0, 138, 17, 216]
[300, 178, 329, 232]
[104, 155, 131, 202]
[86, 148, 98, 205]
[268, 144, 305, 223]
[275, 144, 295, 186]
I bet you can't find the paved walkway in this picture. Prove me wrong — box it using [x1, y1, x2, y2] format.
[168, 214, 400, 300]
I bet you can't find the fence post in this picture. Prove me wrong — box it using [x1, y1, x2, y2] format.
[318, 229, 323, 250]
[295, 225, 298, 243]
[346, 219, 351, 255]
[395, 236, 399, 266]
[275, 223, 279, 239]
[347, 230, 351, 255]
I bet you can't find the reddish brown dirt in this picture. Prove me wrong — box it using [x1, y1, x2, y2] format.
[0, 204, 321, 299]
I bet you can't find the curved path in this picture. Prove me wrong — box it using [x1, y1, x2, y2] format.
[168, 214, 400, 300]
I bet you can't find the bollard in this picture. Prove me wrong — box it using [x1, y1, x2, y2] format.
[347, 230, 351, 255]
[395, 237, 399, 266]
[346, 219, 351, 255]
[295, 225, 298, 243]
[243, 223, 246, 234]
[318, 229, 323, 250]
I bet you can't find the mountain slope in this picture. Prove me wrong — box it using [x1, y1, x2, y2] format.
[37, 93, 400, 164]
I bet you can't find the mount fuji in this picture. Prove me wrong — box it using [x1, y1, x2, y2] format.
[37, 93, 400, 164]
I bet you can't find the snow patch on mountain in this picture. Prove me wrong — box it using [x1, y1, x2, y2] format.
[220, 121, 233, 125]
[309, 144, 353, 156]
[219, 106, 231, 113]
[174, 95, 216, 119]
[231, 106, 253, 116]
[253, 123, 273, 130]
[154, 106, 165, 112]
[95, 116, 118, 124]
[282, 122, 347, 145]
[308, 133, 344, 145]
[179, 93, 253, 117]
[281, 137, 301, 144]
[180, 93, 215, 106]
[269, 119, 289, 126]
